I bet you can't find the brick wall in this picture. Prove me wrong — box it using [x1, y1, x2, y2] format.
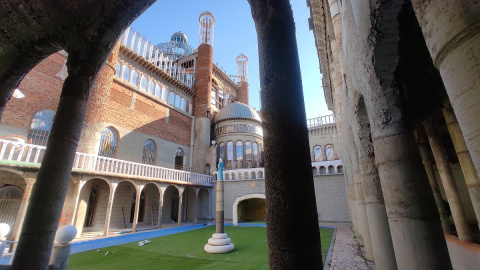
[2, 53, 65, 131]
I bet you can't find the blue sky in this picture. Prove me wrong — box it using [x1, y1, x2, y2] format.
[131, 0, 331, 119]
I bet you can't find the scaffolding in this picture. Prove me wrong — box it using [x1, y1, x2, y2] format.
[199, 11, 215, 46]
[157, 31, 195, 60]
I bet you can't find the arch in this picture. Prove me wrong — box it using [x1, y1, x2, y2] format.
[258, 171, 264, 179]
[161, 87, 168, 101]
[129, 190, 146, 223]
[131, 70, 139, 86]
[251, 171, 256, 179]
[197, 188, 210, 222]
[245, 141, 252, 168]
[175, 95, 181, 108]
[142, 139, 156, 165]
[326, 145, 334, 161]
[141, 183, 161, 226]
[218, 142, 225, 165]
[77, 178, 110, 233]
[232, 194, 266, 225]
[337, 165, 343, 174]
[328, 165, 335, 174]
[140, 76, 148, 91]
[115, 62, 122, 76]
[205, 163, 210, 175]
[236, 141, 243, 168]
[181, 186, 196, 223]
[98, 127, 119, 158]
[174, 148, 185, 170]
[155, 84, 162, 98]
[28, 109, 56, 146]
[320, 166, 326, 174]
[122, 65, 131, 81]
[313, 145, 322, 162]
[169, 91, 175, 105]
[0, 186, 24, 232]
[312, 167, 319, 176]
[148, 80, 155, 95]
[162, 185, 180, 223]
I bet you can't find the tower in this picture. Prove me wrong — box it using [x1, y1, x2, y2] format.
[236, 54, 249, 105]
[192, 11, 215, 173]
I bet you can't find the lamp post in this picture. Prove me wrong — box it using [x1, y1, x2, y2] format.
[204, 157, 234, 253]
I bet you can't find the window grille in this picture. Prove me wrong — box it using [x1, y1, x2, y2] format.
[142, 139, 156, 165]
[98, 127, 118, 158]
[27, 110, 55, 146]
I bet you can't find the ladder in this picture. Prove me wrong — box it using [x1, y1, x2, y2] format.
[151, 205, 157, 226]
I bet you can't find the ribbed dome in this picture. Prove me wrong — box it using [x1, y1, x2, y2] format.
[214, 102, 261, 123]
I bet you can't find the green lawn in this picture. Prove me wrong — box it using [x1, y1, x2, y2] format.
[68, 226, 334, 270]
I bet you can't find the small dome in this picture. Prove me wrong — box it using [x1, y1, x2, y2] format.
[214, 102, 261, 123]
[171, 31, 188, 43]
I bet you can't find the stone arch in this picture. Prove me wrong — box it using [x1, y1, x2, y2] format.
[111, 180, 137, 229]
[233, 194, 266, 225]
[319, 166, 326, 174]
[251, 171, 256, 179]
[337, 165, 343, 174]
[76, 177, 111, 235]
[197, 188, 210, 222]
[162, 185, 180, 223]
[328, 165, 335, 174]
[258, 171, 264, 179]
[312, 167, 319, 176]
[181, 186, 196, 223]
[140, 183, 160, 226]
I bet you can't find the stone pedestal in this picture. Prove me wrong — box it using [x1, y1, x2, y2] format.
[204, 233, 234, 254]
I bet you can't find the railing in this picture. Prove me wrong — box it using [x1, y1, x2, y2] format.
[120, 27, 195, 88]
[307, 114, 335, 128]
[0, 139, 212, 185]
[214, 160, 344, 180]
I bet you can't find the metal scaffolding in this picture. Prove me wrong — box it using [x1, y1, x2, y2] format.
[199, 11, 215, 46]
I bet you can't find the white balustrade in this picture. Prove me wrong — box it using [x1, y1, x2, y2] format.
[0, 139, 212, 185]
[213, 159, 344, 181]
[120, 27, 195, 88]
[307, 114, 336, 128]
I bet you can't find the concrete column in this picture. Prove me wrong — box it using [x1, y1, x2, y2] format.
[354, 173, 374, 261]
[216, 179, 225, 233]
[11, 179, 34, 248]
[132, 186, 142, 232]
[443, 104, 480, 231]
[69, 180, 85, 226]
[423, 120, 472, 241]
[416, 132, 453, 234]
[157, 188, 164, 229]
[103, 183, 117, 237]
[177, 188, 183, 227]
[248, 1, 322, 268]
[412, 1, 480, 178]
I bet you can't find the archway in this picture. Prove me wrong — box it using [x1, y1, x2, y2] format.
[162, 185, 180, 223]
[232, 194, 266, 225]
[76, 178, 110, 236]
[197, 188, 210, 223]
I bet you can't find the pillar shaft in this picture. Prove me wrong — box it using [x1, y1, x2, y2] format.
[177, 191, 183, 226]
[423, 120, 472, 241]
[412, 0, 480, 179]
[157, 189, 163, 229]
[103, 185, 116, 237]
[69, 180, 83, 226]
[247, 0, 322, 268]
[354, 176, 374, 261]
[443, 105, 480, 230]
[132, 188, 141, 232]
[416, 133, 453, 234]
[216, 180, 224, 233]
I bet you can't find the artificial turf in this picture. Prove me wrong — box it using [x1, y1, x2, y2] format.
[68, 226, 334, 270]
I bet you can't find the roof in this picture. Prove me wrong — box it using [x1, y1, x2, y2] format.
[213, 102, 261, 123]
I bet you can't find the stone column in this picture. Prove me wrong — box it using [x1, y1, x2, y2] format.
[416, 131, 453, 234]
[443, 104, 480, 231]
[248, 1, 322, 268]
[354, 172, 374, 261]
[423, 120, 472, 241]
[103, 183, 117, 237]
[69, 179, 85, 226]
[412, 1, 480, 178]
[132, 185, 142, 232]
[177, 188, 184, 226]
[11, 177, 34, 247]
[157, 187, 164, 229]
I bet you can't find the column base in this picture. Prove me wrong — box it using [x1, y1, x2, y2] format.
[204, 233, 235, 254]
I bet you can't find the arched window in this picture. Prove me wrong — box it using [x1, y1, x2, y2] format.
[142, 139, 156, 165]
[98, 127, 118, 158]
[313, 146, 322, 161]
[169, 92, 175, 105]
[148, 81, 155, 95]
[236, 141, 243, 168]
[155, 85, 162, 98]
[253, 143, 259, 167]
[162, 87, 168, 101]
[115, 62, 122, 77]
[131, 70, 139, 86]
[227, 141, 234, 162]
[140, 76, 148, 91]
[245, 142, 252, 168]
[185, 101, 190, 113]
[175, 95, 181, 108]
[122, 66, 131, 81]
[180, 98, 186, 111]
[174, 148, 185, 170]
[28, 110, 55, 146]
[326, 145, 334, 161]
[218, 142, 225, 164]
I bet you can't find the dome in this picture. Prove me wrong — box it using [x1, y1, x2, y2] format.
[171, 31, 188, 43]
[157, 31, 194, 60]
[214, 102, 261, 123]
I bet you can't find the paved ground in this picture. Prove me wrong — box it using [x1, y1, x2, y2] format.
[326, 225, 375, 270]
